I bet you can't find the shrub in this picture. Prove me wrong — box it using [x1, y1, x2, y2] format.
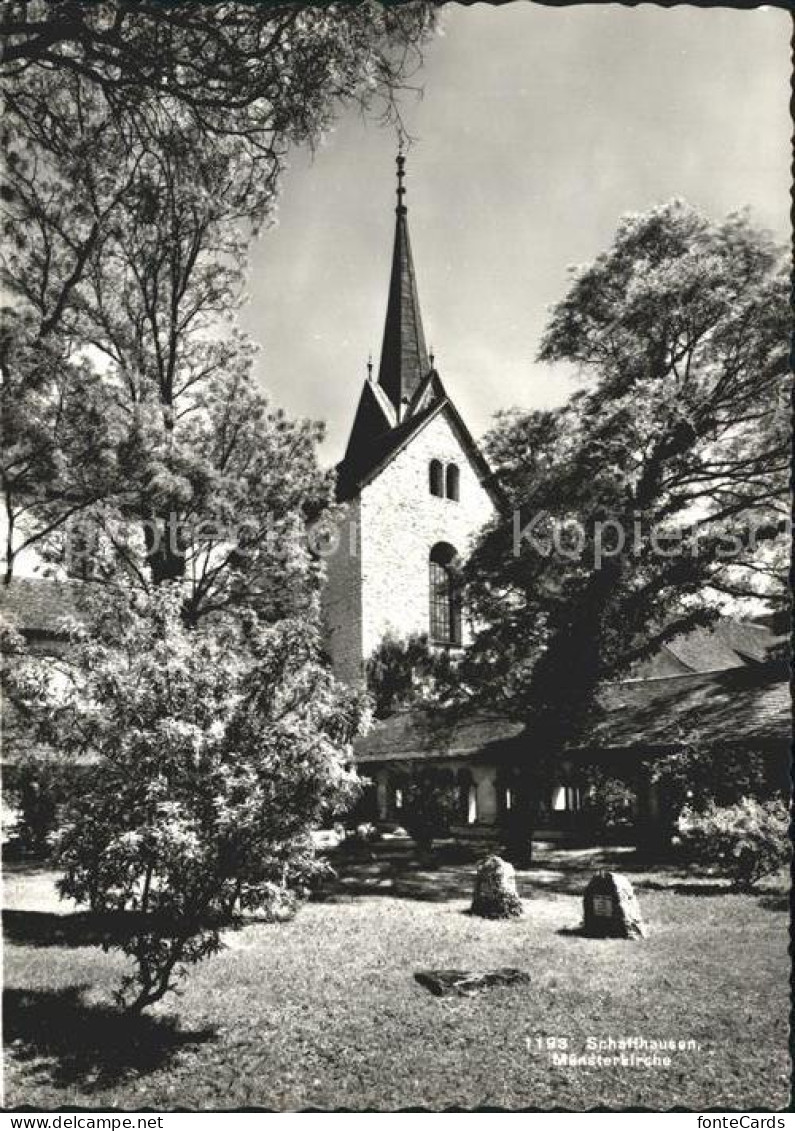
[577, 768, 637, 842]
[677, 797, 790, 890]
[651, 740, 787, 830]
[365, 632, 453, 719]
[401, 767, 459, 851]
[9, 584, 368, 1012]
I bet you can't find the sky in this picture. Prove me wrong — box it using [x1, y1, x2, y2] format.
[240, 3, 790, 465]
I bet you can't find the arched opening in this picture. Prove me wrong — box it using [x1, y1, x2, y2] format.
[445, 463, 460, 501]
[429, 542, 462, 646]
[429, 459, 443, 497]
[456, 768, 474, 825]
[467, 784, 478, 825]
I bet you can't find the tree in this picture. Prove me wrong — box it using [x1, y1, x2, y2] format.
[9, 582, 367, 1012]
[575, 768, 637, 844]
[1, 3, 433, 150]
[49, 114, 335, 620]
[650, 733, 789, 834]
[460, 202, 789, 862]
[0, 2, 431, 1014]
[3, 91, 338, 616]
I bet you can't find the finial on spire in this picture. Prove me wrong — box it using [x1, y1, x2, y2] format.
[396, 149, 407, 216]
[429, 346, 435, 369]
[367, 352, 373, 380]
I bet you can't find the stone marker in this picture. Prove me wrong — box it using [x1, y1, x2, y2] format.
[583, 870, 647, 939]
[415, 968, 530, 997]
[470, 854, 524, 919]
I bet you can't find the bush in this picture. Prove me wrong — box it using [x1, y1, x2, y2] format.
[677, 797, 790, 890]
[9, 584, 367, 1013]
[578, 769, 636, 842]
[651, 741, 787, 830]
[402, 767, 459, 851]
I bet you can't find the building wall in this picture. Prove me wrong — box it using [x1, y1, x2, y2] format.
[358, 409, 496, 670]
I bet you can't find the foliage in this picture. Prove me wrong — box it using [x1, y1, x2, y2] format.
[1, 3, 434, 151]
[4, 756, 87, 859]
[576, 768, 637, 841]
[650, 736, 788, 829]
[365, 632, 454, 719]
[401, 767, 459, 850]
[1, 2, 434, 586]
[2, 91, 337, 614]
[460, 201, 788, 767]
[677, 797, 790, 891]
[9, 583, 368, 1012]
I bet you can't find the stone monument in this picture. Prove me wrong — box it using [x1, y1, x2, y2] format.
[470, 855, 524, 919]
[583, 870, 647, 939]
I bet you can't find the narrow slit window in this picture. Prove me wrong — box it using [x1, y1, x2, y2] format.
[446, 463, 460, 501]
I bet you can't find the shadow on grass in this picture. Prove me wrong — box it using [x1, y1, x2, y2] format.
[4, 909, 243, 949]
[3, 910, 146, 949]
[316, 867, 476, 903]
[756, 893, 789, 912]
[315, 842, 770, 905]
[633, 881, 731, 897]
[4, 984, 215, 1090]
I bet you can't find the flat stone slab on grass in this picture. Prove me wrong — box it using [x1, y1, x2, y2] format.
[470, 855, 524, 919]
[583, 870, 647, 939]
[415, 967, 531, 997]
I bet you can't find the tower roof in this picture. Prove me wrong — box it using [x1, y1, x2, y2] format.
[376, 152, 430, 415]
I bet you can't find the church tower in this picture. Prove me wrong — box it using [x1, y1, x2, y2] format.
[322, 154, 500, 686]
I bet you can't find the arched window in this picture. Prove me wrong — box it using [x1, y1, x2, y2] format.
[429, 459, 443, 497]
[445, 463, 460, 501]
[429, 542, 462, 645]
[551, 785, 582, 812]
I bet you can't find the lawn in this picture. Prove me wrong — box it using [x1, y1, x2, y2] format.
[3, 843, 790, 1110]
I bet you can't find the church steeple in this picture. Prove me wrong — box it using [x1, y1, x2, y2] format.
[376, 151, 430, 418]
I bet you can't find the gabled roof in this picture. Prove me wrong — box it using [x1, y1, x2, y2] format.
[342, 379, 397, 465]
[336, 378, 502, 508]
[353, 663, 791, 765]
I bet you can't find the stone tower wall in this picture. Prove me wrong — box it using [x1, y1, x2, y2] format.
[358, 409, 496, 668]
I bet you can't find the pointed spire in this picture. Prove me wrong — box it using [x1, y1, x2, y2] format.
[376, 150, 430, 418]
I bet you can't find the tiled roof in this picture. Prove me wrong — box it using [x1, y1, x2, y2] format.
[630, 617, 786, 677]
[587, 664, 790, 750]
[354, 708, 524, 765]
[354, 664, 791, 765]
[0, 577, 86, 638]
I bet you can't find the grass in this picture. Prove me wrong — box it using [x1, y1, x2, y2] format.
[3, 844, 790, 1110]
